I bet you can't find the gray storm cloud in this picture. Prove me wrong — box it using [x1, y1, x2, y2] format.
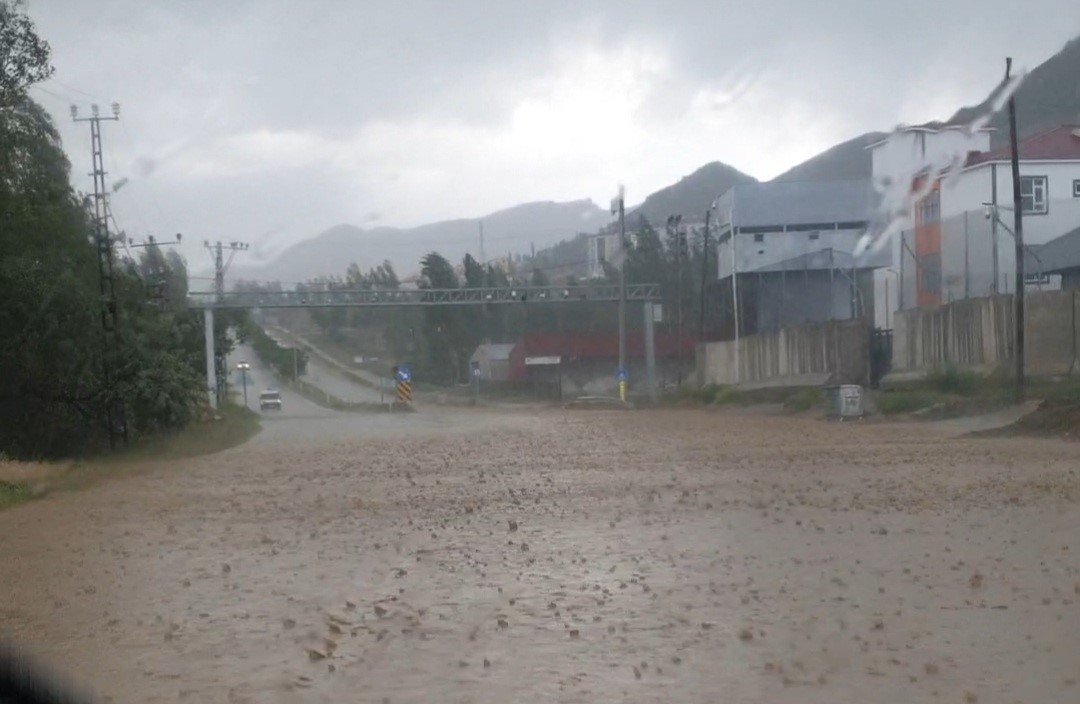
[26, 0, 1080, 265]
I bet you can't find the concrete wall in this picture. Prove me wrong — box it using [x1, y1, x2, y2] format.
[697, 318, 869, 388]
[890, 290, 1080, 378]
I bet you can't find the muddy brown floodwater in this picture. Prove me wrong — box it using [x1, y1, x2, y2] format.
[2, 407, 1079, 703]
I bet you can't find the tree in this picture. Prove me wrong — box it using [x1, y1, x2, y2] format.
[625, 216, 665, 285]
[418, 252, 466, 382]
[0, 1, 53, 109]
[0, 2, 215, 457]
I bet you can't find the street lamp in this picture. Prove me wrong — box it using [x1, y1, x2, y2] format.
[236, 361, 251, 407]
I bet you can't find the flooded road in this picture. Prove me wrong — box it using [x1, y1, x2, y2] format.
[1, 408, 1078, 703]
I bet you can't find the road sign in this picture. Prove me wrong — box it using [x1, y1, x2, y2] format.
[395, 365, 412, 382]
[472, 366, 481, 378]
[615, 366, 628, 381]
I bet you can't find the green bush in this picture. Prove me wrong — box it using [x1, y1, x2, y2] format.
[712, 385, 743, 405]
[877, 390, 942, 415]
[697, 384, 721, 402]
[0, 480, 33, 509]
[783, 387, 821, 412]
[927, 364, 980, 396]
[246, 324, 308, 380]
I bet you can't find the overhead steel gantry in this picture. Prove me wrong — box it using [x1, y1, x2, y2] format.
[193, 283, 663, 409]
[188, 283, 661, 309]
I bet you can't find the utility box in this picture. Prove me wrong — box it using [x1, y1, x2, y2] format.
[825, 384, 863, 419]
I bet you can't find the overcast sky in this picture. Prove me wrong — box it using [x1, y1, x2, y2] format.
[26, 0, 1080, 265]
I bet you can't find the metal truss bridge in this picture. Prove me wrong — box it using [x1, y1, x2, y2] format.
[188, 283, 661, 309]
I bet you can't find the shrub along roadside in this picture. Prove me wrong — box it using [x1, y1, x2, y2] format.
[667, 383, 822, 411]
[246, 323, 309, 380]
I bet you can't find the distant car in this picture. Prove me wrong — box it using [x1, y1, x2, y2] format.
[259, 389, 283, 411]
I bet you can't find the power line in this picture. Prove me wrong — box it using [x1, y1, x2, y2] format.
[28, 84, 70, 102]
[50, 78, 99, 100]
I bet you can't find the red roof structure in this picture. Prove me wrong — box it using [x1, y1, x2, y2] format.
[966, 125, 1080, 166]
[507, 332, 696, 382]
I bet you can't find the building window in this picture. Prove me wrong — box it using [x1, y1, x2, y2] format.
[917, 191, 940, 223]
[808, 232, 819, 241]
[919, 253, 941, 294]
[753, 233, 764, 243]
[1073, 179, 1080, 198]
[1020, 175, 1048, 214]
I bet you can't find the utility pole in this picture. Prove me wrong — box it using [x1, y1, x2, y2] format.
[72, 102, 126, 449]
[731, 213, 741, 385]
[668, 215, 685, 385]
[990, 164, 1000, 294]
[204, 240, 250, 407]
[1006, 57, 1025, 402]
[479, 220, 486, 264]
[611, 186, 627, 398]
[700, 207, 711, 341]
[205, 240, 250, 301]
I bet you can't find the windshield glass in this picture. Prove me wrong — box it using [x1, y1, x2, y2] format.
[2, 1, 1079, 702]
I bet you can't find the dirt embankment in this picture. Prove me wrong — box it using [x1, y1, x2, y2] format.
[987, 397, 1080, 440]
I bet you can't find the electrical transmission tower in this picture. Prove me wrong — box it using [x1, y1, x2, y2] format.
[72, 102, 126, 448]
[204, 240, 249, 406]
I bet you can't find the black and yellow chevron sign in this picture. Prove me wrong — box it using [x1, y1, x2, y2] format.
[395, 380, 412, 403]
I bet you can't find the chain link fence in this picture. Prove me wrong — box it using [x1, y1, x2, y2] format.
[897, 198, 1080, 311]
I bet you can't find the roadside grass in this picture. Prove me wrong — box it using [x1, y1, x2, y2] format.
[666, 383, 822, 412]
[0, 477, 37, 510]
[980, 377, 1080, 439]
[874, 366, 1080, 419]
[0, 403, 261, 511]
[118, 402, 262, 461]
[875, 389, 949, 416]
[782, 387, 822, 412]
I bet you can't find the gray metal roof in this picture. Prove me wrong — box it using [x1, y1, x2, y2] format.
[726, 180, 877, 230]
[472, 343, 516, 361]
[1028, 224, 1080, 274]
[747, 246, 890, 274]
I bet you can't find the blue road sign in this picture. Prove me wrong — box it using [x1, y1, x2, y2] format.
[396, 365, 412, 383]
[615, 366, 628, 381]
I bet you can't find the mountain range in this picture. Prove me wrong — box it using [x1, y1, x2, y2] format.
[227, 33, 1080, 285]
[226, 199, 608, 284]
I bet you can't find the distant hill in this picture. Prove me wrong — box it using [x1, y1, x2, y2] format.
[225, 200, 609, 284]
[772, 34, 1080, 184]
[770, 131, 887, 183]
[949, 35, 1080, 145]
[628, 161, 757, 224]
